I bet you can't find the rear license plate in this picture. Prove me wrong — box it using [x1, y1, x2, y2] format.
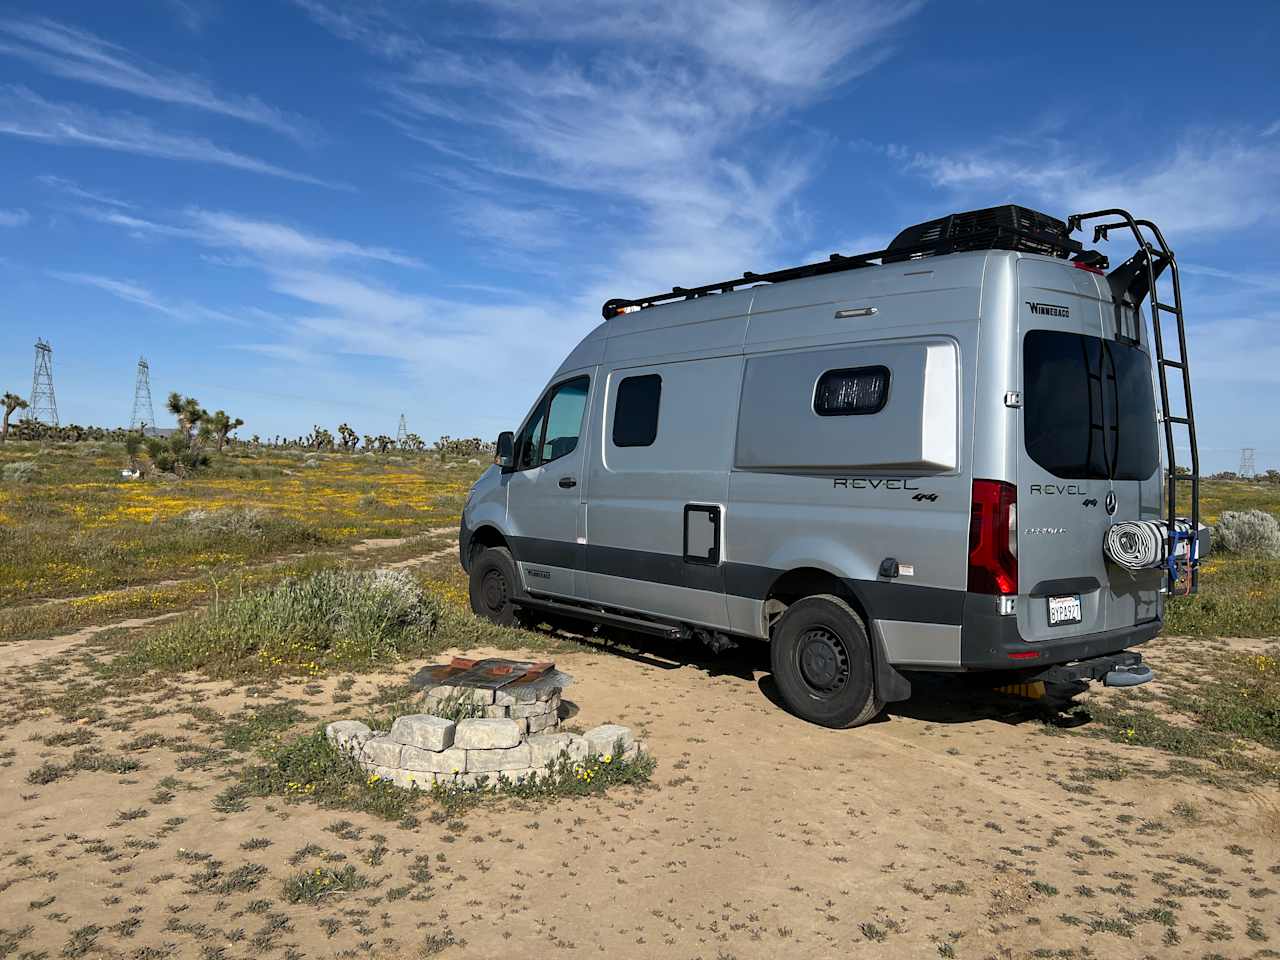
[1048, 594, 1082, 626]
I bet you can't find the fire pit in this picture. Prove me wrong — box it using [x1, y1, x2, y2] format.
[325, 658, 639, 788]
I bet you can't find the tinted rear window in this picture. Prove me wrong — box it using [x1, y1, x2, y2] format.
[1024, 330, 1159, 481]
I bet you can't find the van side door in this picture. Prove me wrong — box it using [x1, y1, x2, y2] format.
[585, 357, 736, 630]
[504, 371, 592, 600]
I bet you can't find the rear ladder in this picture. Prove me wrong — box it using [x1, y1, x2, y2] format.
[1067, 209, 1201, 594]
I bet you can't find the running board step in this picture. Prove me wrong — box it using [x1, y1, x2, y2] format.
[519, 595, 683, 639]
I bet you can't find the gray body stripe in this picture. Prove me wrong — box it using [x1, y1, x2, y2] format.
[508, 534, 963, 626]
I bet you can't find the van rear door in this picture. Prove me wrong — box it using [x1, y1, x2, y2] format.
[1015, 259, 1163, 643]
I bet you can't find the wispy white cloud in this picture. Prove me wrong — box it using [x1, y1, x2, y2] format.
[473, 0, 920, 90]
[0, 86, 345, 188]
[0, 208, 29, 227]
[891, 134, 1280, 235]
[37, 174, 133, 208]
[47, 269, 248, 325]
[290, 0, 425, 59]
[162, 0, 216, 32]
[363, 1, 921, 303]
[187, 210, 423, 267]
[74, 203, 422, 267]
[0, 16, 306, 139]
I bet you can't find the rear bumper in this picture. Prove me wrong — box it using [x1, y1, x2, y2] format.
[959, 591, 1162, 671]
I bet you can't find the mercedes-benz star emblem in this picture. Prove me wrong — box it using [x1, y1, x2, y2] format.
[1104, 491, 1117, 516]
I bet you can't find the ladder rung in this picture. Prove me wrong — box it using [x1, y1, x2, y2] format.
[1166, 416, 1191, 425]
[1159, 359, 1185, 369]
[1154, 301, 1179, 312]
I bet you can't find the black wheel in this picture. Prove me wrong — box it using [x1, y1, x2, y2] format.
[469, 546, 522, 627]
[770, 594, 882, 728]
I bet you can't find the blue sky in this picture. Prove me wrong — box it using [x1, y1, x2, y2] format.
[0, 1, 1276, 470]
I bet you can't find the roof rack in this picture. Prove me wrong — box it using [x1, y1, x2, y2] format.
[602, 204, 1088, 319]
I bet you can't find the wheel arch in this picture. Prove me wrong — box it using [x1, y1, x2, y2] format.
[763, 566, 912, 704]
[467, 524, 511, 565]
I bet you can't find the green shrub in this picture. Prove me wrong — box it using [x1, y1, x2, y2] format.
[1, 461, 38, 483]
[1214, 509, 1280, 557]
[173, 506, 306, 540]
[234, 727, 421, 823]
[115, 569, 444, 677]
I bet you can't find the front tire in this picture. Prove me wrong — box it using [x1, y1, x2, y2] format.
[469, 546, 522, 627]
[770, 594, 882, 728]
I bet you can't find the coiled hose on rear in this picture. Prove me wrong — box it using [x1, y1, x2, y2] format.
[1103, 519, 1195, 570]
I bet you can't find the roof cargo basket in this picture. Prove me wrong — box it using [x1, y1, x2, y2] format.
[602, 204, 1091, 319]
[884, 205, 1081, 263]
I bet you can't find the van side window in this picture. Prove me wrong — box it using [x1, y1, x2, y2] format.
[540, 376, 589, 464]
[612, 374, 662, 447]
[813, 365, 890, 416]
[515, 375, 589, 469]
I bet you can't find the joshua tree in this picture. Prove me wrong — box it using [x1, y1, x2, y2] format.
[1, 392, 28, 443]
[337, 423, 359, 451]
[166, 392, 207, 442]
[206, 410, 245, 452]
[124, 432, 143, 472]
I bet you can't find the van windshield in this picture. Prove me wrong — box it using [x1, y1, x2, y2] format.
[1023, 330, 1159, 481]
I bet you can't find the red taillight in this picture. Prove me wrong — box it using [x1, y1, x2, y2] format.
[969, 479, 1018, 595]
[1073, 260, 1105, 275]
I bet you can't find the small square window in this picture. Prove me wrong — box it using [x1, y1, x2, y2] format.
[814, 365, 889, 416]
[612, 374, 662, 447]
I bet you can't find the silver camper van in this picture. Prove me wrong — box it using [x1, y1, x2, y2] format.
[460, 206, 1204, 727]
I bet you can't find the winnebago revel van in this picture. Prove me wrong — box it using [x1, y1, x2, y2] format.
[460, 205, 1206, 727]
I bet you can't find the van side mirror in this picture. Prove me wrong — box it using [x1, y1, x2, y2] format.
[495, 431, 515, 469]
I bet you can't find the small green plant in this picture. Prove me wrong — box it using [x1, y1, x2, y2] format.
[25, 750, 141, 785]
[234, 728, 420, 823]
[429, 687, 488, 722]
[222, 702, 307, 752]
[282, 865, 369, 904]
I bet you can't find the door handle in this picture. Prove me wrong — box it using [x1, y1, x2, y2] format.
[558, 476, 577, 489]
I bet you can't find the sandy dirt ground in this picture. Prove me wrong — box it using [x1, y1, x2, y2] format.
[1, 626, 1277, 959]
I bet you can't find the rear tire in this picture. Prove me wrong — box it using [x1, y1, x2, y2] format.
[770, 594, 883, 728]
[469, 546, 522, 627]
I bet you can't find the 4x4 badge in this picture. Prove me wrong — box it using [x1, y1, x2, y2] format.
[1104, 491, 1117, 516]
[1082, 498, 1098, 508]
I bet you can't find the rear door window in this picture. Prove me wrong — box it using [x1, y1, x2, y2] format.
[1023, 331, 1158, 481]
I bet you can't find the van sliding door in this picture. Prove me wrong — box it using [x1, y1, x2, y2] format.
[584, 356, 737, 630]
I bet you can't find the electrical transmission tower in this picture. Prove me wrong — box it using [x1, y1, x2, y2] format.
[130, 357, 157, 435]
[1239, 447, 1256, 478]
[396, 414, 408, 445]
[28, 338, 59, 426]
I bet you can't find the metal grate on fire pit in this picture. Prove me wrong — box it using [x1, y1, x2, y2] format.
[409, 657, 573, 702]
